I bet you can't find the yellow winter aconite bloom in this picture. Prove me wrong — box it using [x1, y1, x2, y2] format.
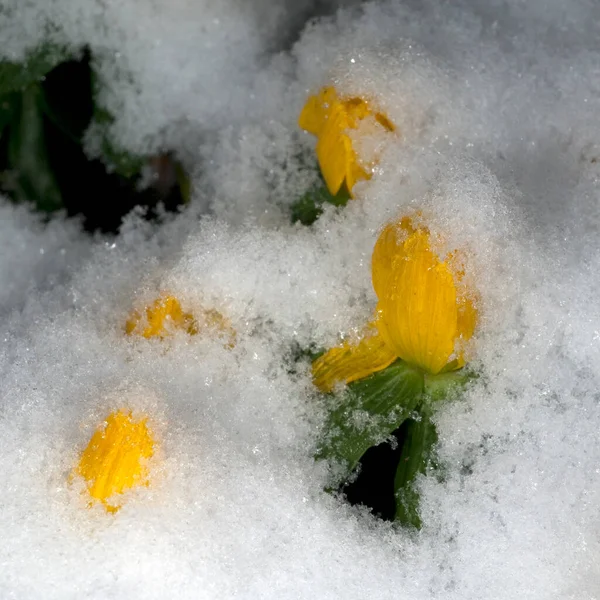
[125, 295, 196, 338]
[298, 86, 395, 197]
[75, 410, 155, 513]
[313, 218, 478, 392]
[125, 294, 235, 346]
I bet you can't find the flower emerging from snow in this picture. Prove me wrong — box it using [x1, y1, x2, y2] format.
[312, 217, 478, 392]
[75, 410, 155, 513]
[125, 295, 197, 338]
[298, 86, 395, 197]
[125, 294, 235, 346]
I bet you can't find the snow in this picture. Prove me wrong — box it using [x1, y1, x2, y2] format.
[0, 0, 599, 598]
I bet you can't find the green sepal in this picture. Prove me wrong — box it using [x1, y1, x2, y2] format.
[317, 359, 424, 484]
[291, 176, 350, 225]
[393, 409, 438, 529]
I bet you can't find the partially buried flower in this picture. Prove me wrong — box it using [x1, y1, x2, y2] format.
[74, 410, 155, 513]
[313, 217, 478, 392]
[125, 295, 196, 338]
[298, 86, 395, 197]
[125, 294, 235, 346]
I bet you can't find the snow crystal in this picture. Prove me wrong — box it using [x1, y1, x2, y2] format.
[0, 199, 88, 323]
[0, 0, 599, 598]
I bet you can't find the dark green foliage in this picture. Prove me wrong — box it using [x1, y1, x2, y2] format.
[393, 410, 438, 528]
[0, 47, 188, 231]
[317, 357, 473, 527]
[0, 46, 73, 211]
[0, 45, 70, 97]
[317, 360, 425, 477]
[5, 84, 63, 211]
[291, 177, 350, 225]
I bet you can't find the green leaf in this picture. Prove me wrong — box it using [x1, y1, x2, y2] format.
[0, 93, 18, 135]
[317, 360, 424, 482]
[5, 84, 62, 212]
[38, 56, 94, 145]
[291, 177, 350, 225]
[393, 410, 438, 529]
[0, 45, 71, 97]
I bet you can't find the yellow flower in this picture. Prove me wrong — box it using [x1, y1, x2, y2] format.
[313, 218, 478, 392]
[298, 86, 395, 197]
[74, 410, 155, 513]
[125, 295, 196, 338]
[125, 294, 235, 346]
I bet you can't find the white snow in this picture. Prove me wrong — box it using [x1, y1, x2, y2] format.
[0, 0, 599, 598]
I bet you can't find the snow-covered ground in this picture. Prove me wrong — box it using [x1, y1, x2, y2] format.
[0, 0, 599, 598]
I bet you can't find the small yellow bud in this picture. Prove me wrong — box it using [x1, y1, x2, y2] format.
[125, 294, 236, 347]
[125, 295, 196, 338]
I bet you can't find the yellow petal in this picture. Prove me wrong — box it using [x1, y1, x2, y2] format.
[457, 295, 477, 342]
[124, 309, 142, 335]
[312, 324, 398, 393]
[343, 97, 370, 125]
[298, 86, 339, 136]
[125, 294, 236, 348]
[371, 218, 415, 298]
[316, 103, 353, 196]
[346, 149, 371, 197]
[375, 112, 395, 132]
[75, 410, 155, 512]
[447, 251, 479, 368]
[125, 295, 196, 339]
[196, 308, 237, 349]
[452, 292, 478, 369]
[375, 229, 461, 374]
